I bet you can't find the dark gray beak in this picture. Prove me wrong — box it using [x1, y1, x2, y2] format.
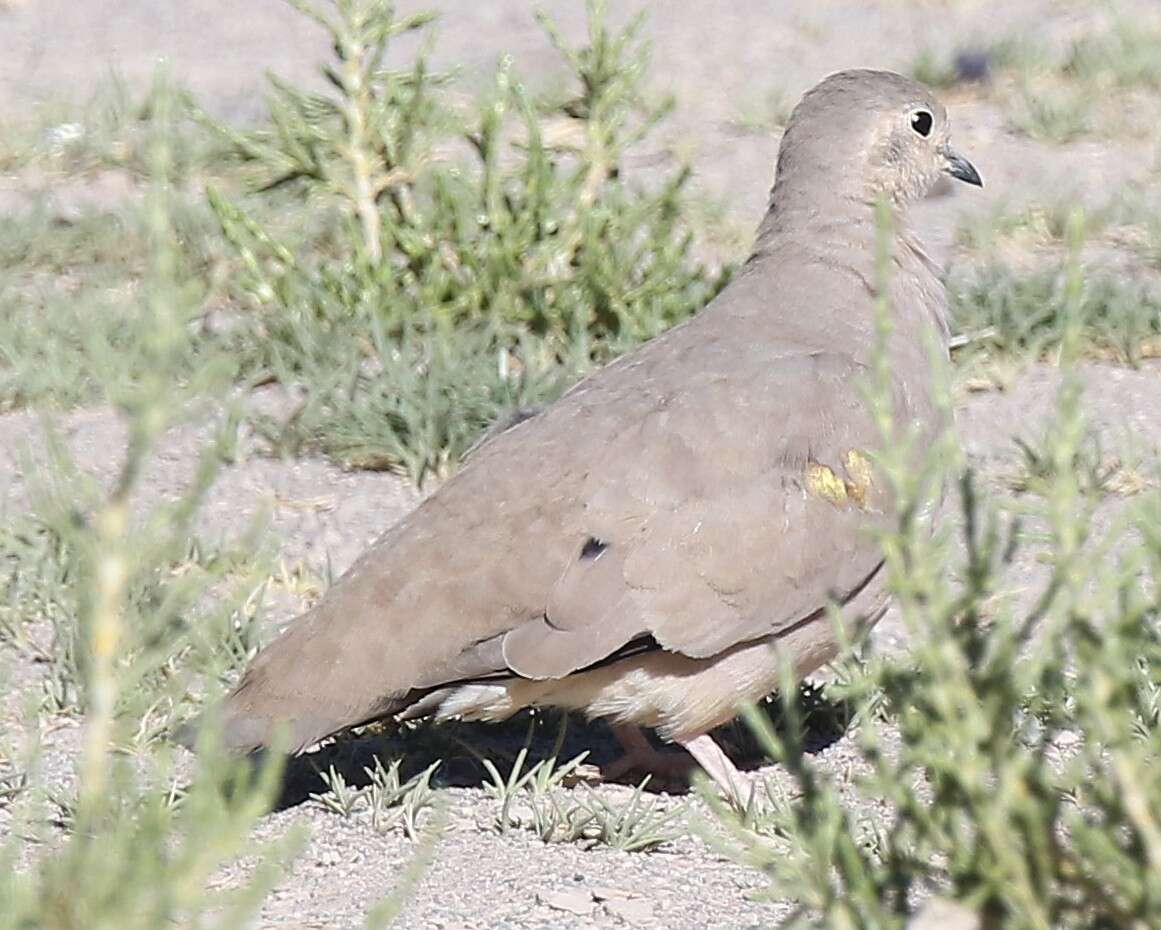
[943, 147, 982, 187]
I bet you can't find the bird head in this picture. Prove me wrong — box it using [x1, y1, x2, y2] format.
[774, 69, 982, 209]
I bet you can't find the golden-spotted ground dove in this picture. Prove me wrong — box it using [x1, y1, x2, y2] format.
[212, 69, 981, 795]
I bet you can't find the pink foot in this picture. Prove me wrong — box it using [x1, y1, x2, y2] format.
[602, 727, 751, 803]
[675, 732, 752, 805]
[601, 725, 697, 789]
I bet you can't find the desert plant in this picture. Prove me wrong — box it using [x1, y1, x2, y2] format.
[0, 82, 302, 930]
[713, 214, 1161, 929]
[204, 0, 725, 482]
[950, 262, 1161, 365]
[0, 70, 435, 930]
[577, 779, 686, 852]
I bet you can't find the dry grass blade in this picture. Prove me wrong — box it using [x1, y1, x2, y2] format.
[578, 779, 687, 853]
[309, 763, 366, 818]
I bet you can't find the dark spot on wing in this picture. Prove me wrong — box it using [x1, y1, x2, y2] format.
[579, 536, 608, 561]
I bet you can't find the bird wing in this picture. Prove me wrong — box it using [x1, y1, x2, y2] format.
[219, 304, 899, 754]
[499, 348, 890, 677]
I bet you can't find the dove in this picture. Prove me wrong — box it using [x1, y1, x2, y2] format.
[209, 69, 981, 795]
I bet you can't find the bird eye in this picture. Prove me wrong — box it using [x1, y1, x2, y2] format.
[910, 110, 934, 137]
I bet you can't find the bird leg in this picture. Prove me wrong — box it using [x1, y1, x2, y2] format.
[601, 725, 699, 786]
[675, 732, 749, 804]
[603, 727, 749, 803]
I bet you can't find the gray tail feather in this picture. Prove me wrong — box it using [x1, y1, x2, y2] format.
[170, 705, 292, 756]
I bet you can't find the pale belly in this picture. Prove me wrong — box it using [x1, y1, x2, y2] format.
[433, 616, 844, 740]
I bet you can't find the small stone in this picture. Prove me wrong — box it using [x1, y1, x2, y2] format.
[604, 898, 655, 924]
[538, 888, 596, 916]
[591, 886, 635, 901]
[562, 762, 603, 786]
[314, 848, 341, 867]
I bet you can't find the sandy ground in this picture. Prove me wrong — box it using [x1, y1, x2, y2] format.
[3, 1, 1161, 928]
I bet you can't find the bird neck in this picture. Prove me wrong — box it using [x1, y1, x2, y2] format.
[751, 182, 901, 259]
[742, 194, 950, 355]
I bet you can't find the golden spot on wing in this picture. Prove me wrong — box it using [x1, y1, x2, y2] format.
[806, 451, 875, 510]
[843, 449, 874, 508]
[805, 462, 849, 505]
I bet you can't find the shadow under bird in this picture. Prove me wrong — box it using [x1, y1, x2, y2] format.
[204, 69, 982, 796]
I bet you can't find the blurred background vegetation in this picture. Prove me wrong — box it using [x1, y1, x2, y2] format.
[1, 0, 1161, 927]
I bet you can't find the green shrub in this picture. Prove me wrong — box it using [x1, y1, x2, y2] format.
[951, 262, 1161, 365]
[205, 0, 726, 482]
[714, 223, 1161, 929]
[0, 81, 305, 930]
